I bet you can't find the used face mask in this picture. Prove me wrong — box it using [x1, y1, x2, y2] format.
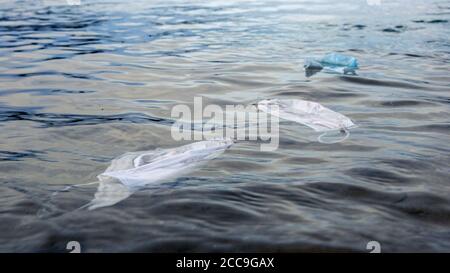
[79, 139, 233, 210]
[100, 139, 233, 188]
[257, 99, 357, 143]
[304, 53, 358, 77]
[320, 53, 358, 69]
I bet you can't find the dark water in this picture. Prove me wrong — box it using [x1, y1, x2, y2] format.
[1, 0, 450, 252]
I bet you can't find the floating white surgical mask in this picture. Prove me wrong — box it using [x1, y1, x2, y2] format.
[100, 139, 233, 188]
[84, 139, 234, 210]
[257, 99, 356, 143]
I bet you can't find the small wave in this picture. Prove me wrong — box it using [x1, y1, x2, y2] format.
[0, 109, 173, 128]
[413, 19, 448, 24]
[0, 150, 46, 162]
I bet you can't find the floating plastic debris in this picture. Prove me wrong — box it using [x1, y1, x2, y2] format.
[304, 58, 324, 77]
[257, 99, 356, 143]
[320, 53, 358, 68]
[85, 139, 233, 210]
[304, 53, 358, 77]
[304, 58, 324, 70]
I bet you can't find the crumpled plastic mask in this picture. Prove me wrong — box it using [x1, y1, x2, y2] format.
[258, 99, 356, 143]
[86, 139, 233, 210]
[304, 53, 358, 77]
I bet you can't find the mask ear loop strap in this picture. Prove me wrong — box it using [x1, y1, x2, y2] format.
[50, 181, 99, 197]
[38, 181, 101, 218]
[318, 127, 350, 144]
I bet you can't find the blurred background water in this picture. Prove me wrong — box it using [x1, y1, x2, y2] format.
[0, 0, 449, 252]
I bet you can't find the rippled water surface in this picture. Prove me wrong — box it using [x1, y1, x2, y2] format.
[1, 0, 450, 252]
